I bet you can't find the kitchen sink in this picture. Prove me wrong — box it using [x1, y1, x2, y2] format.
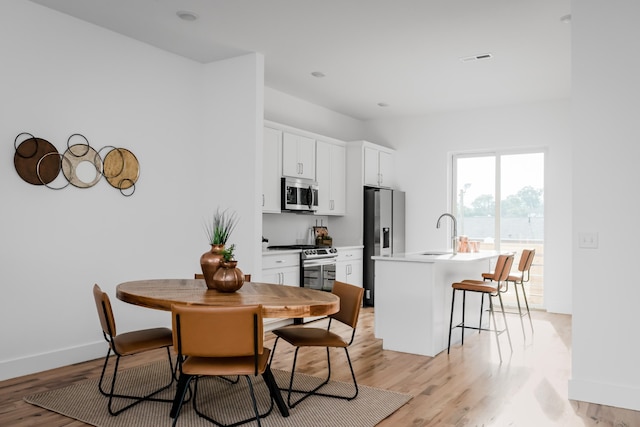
[418, 251, 450, 256]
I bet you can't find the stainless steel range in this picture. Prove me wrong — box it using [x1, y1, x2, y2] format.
[267, 245, 338, 292]
[300, 247, 338, 292]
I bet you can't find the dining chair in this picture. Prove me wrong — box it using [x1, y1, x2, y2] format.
[269, 280, 364, 408]
[169, 304, 279, 427]
[447, 254, 515, 363]
[92, 284, 176, 416]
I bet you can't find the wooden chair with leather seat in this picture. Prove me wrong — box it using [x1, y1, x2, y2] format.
[447, 254, 514, 363]
[269, 280, 364, 408]
[169, 304, 281, 427]
[92, 284, 176, 416]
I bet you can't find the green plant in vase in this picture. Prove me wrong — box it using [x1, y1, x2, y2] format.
[220, 244, 236, 262]
[200, 208, 239, 290]
[204, 208, 239, 245]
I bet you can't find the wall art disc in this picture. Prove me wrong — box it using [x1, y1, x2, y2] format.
[103, 148, 139, 190]
[14, 137, 60, 185]
[61, 144, 103, 188]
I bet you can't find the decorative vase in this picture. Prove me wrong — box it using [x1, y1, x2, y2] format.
[200, 244, 225, 290]
[212, 260, 245, 292]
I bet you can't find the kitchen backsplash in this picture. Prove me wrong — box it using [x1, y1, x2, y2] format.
[262, 213, 331, 246]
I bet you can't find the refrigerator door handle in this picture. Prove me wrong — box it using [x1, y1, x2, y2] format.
[383, 227, 390, 248]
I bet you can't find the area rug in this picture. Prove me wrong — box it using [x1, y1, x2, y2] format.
[24, 360, 411, 426]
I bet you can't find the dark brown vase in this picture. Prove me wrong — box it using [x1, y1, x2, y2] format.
[212, 260, 245, 292]
[200, 244, 225, 290]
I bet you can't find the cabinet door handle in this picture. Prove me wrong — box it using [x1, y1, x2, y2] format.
[262, 194, 265, 207]
[379, 173, 383, 185]
[300, 163, 304, 174]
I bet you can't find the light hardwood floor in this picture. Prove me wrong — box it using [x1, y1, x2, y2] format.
[1, 307, 639, 426]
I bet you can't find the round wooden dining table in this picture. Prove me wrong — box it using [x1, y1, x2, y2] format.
[116, 278, 340, 318]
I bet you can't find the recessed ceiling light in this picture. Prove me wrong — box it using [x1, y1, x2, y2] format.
[176, 11, 198, 21]
[377, 102, 389, 107]
[560, 14, 572, 24]
[311, 71, 325, 78]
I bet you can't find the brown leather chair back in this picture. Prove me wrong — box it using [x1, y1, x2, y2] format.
[172, 304, 263, 357]
[330, 281, 364, 329]
[93, 284, 117, 338]
[520, 249, 535, 278]
[494, 255, 515, 282]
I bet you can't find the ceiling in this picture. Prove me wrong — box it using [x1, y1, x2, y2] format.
[29, 0, 571, 121]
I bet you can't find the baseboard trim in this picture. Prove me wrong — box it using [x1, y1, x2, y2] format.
[568, 378, 640, 412]
[0, 341, 106, 381]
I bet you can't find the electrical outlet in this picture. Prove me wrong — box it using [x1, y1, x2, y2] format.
[579, 232, 598, 249]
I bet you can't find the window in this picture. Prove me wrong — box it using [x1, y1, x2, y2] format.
[453, 151, 544, 308]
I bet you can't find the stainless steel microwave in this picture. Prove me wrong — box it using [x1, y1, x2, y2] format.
[281, 177, 318, 212]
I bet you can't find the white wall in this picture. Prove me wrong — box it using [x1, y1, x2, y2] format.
[265, 87, 365, 142]
[0, 1, 263, 380]
[569, 0, 640, 411]
[363, 99, 572, 314]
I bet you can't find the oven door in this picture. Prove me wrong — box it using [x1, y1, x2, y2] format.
[302, 258, 336, 292]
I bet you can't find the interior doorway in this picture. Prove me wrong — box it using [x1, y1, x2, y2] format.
[453, 151, 544, 308]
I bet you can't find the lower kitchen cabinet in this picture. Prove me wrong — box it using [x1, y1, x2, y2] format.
[262, 252, 300, 287]
[336, 247, 363, 287]
[261, 252, 300, 330]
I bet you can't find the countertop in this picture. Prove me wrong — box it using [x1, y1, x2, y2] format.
[372, 250, 500, 263]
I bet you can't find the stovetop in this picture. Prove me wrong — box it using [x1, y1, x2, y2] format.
[267, 244, 318, 250]
[268, 245, 337, 260]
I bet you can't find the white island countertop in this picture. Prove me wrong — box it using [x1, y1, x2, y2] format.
[373, 250, 499, 263]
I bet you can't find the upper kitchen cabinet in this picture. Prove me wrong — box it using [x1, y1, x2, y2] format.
[282, 132, 315, 180]
[316, 140, 346, 216]
[263, 126, 282, 213]
[363, 144, 395, 188]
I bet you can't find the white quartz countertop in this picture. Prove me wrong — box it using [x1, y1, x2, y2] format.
[372, 250, 500, 263]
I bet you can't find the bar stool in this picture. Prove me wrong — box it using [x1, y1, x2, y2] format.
[506, 249, 536, 335]
[447, 254, 514, 363]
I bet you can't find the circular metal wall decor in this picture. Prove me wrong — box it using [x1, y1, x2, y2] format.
[14, 133, 60, 185]
[103, 147, 140, 193]
[13, 132, 140, 197]
[61, 144, 103, 188]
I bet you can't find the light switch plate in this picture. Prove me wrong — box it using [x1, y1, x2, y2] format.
[579, 232, 598, 249]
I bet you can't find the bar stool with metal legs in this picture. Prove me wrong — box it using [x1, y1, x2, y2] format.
[447, 254, 514, 363]
[477, 249, 536, 336]
[506, 249, 536, 335]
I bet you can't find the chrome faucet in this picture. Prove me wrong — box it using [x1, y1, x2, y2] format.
[436, 213, 458, 255]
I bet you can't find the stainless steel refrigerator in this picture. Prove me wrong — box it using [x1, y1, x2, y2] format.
[363, 186, 405, 306]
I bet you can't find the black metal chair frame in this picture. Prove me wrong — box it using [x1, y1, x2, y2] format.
[97, 299, 177, 416]
[269, 317, 359, 409]
[170, 311, 278, 427]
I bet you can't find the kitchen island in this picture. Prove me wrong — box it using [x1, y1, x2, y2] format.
[372, 250, 499, 357]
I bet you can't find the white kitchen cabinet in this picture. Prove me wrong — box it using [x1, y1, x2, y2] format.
[336, 247, 363, 287]
[263, 127, 282, 213]
[364, 145, 394, 188]
[261, 252, 300, 287]
[282, 132, 315, 180]
[315, 140, 346, 216]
